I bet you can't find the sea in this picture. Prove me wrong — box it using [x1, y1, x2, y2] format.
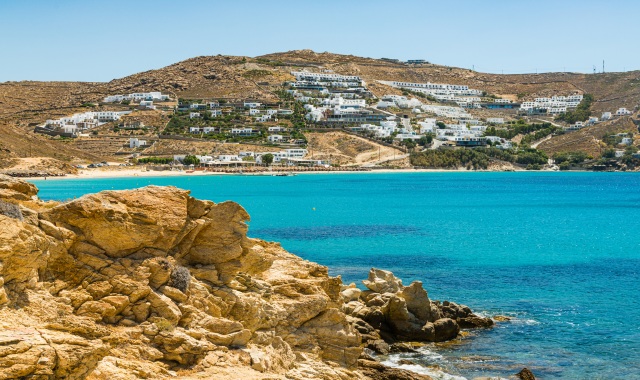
[30, 172, 640, 380]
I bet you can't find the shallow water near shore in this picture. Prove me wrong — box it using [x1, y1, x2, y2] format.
[31, 172, 640, 379]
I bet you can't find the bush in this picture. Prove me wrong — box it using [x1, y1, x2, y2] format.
[0, 200, 23, 220]
[559, 162, 571, 170]
[137, 157, 173, 165]
[553, 151, 588, 164]
[170, 266, 191, 292]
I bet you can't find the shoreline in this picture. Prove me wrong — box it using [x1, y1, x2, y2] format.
[20, 167, 595, 181]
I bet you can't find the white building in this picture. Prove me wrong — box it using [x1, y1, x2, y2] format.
[268, 134, 284, 143]
[487, 118, 505, 124]
[601, 112, 612, 121]
[104, 92, 169, 103]
[418, 118, 437, 134]
[139, 100, 155, 109]
[520, 94, 583, 114]
[230, 127, 255, 136]
[616, 108, 632, 116]
[129, 138, 146, 148]
[189, 112, 201, 119]
[244, 101, 261, 108]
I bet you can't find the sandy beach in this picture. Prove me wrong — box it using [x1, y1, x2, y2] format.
[33, 166, 528, 180]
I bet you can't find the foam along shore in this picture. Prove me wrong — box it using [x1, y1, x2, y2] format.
[0, 174, 534, 379]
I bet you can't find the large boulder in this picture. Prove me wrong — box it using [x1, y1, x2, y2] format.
[42, 186, 192, 258]
[363, 268, 403, 294]
[401, 281, 436, 322]
[0, 174, 38, 201]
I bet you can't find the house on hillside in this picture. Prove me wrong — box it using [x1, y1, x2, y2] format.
[129, 138, 146, 148]
[244, 101, 261, 108]
[268, 134, 284, 143]
[616, 108, 632, 116]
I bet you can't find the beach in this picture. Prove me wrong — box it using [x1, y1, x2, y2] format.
[39, 165, 527, 180]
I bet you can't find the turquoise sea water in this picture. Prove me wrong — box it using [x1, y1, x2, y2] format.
[31, 172, 640, 379]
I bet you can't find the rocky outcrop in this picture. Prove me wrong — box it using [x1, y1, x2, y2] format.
[0, 177, 490, 379]
[0, 180, 364, 379]
[342, 268, 493, 353]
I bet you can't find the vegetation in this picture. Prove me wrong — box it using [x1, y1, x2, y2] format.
[242, 69, 272, 79]
[137, 157, 173, 165]
[0, 200, 23, 220]
[262, 153, 274, 166]
[552, 151, 589, 165]
[411, 149, 492, 169]
[170, 266, 191, 292]
[410, 147, 548, 169]
[254, 57, 285, 67]
[485, 120, 553, 140]
[519, 125, 558, 146]
[182, 155, 200, 166]
[555, 94, 594, 124]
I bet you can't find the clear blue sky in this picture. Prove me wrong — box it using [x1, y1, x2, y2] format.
[1, 0, 638, 82]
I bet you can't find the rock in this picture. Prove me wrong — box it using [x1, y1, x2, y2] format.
[433, 318, 460, 342]
[388, 342, 418, 353]
[401, 281, 435, 322]
[363, 268, 403, 294]
[493, 315, 512, 322]
[341, 287, 362, 302]
[0, 174, 38, 200]
[159, 285, 187, 303]
[366, 339, 390, 355]
[358, 359, 433, 380]
[147, 290, 182, 324]
[366, 294, 385, 307]
[516, 367, 537, 380]
[41, 186, 192, 258]
[458, 316, 494, 328]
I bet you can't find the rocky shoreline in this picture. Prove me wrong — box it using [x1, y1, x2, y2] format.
[0, 174, 532, 379]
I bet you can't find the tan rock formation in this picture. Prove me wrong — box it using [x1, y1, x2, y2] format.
[0, 179, 369, 379]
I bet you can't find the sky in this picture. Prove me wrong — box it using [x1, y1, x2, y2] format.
[1, 0, 638, 82]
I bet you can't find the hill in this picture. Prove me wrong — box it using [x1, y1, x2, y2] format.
[0, 50, 639, 171]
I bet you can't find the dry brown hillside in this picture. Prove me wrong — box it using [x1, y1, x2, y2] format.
[305, 131, 404, 166]
[537, 116, 638, 158]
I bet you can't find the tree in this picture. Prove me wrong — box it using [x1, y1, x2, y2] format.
[436, 121, 446, 129]
[262, 153, 274, 166]
[183, 155, 200, 166]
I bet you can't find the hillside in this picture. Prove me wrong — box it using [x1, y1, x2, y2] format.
[537, 116, 638, 158]
[0, 50, 639, 171]
[3, 50, 639, 122]
[261, 50, 640, 113]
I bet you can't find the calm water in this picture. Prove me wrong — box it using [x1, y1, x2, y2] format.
[31, 172, 640, 379]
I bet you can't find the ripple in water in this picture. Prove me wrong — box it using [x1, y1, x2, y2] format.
[252, 224, 426, 241]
